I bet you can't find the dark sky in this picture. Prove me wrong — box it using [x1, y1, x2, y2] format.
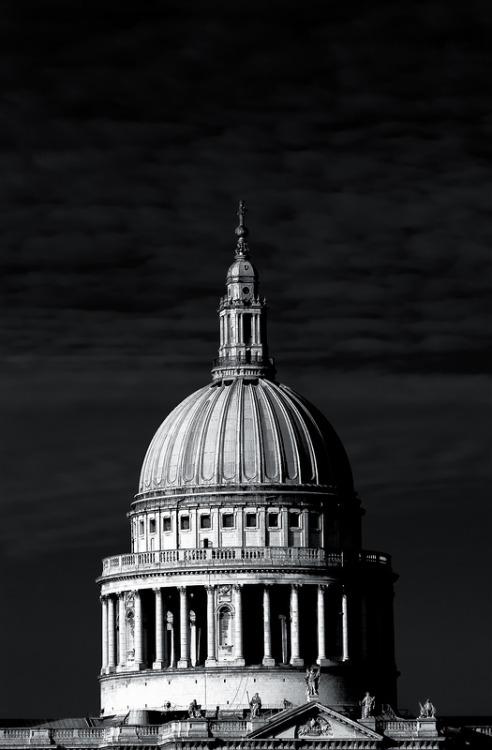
[1, 0, 490, 719]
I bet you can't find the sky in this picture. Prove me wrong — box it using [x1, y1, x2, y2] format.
[1, 0, 491, 719]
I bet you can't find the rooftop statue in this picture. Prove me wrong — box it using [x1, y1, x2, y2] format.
[419, 698, 436, 718]
[360, 692, 375, 719]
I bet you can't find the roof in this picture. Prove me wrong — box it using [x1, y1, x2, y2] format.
[137, 377, 354, 498]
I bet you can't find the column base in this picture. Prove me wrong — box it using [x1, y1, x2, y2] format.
[417, 719, 438, 738]
[128, 662, 144, 671]
[116, 664, 128, 673]
[262, 656, 275, 667]
[106, 665, 116, 674]
[152, 660, 167, 670]
[205, 658, 218, 667]
[316, 658, 331, 667]
[290, 657, 304, 667]
[234, 657, 246, 666]
[177, 659, 191, 668]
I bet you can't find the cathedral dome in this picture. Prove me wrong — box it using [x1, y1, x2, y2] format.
[137, 377, 354, 498]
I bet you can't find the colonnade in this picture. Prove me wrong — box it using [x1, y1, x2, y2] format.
[100, 583, 349, 675]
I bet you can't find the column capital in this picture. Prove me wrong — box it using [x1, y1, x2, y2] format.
[153, 587, 162, 595]
[178, 585, 187, 594]
[205, 585, 215, 593]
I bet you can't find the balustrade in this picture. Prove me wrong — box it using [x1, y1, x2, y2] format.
[102, 546, 390, 575]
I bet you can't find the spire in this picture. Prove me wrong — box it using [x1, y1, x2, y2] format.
[211, 202, 275, 382]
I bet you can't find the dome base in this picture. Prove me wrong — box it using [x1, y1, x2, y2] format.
[100, 664, 365, 716]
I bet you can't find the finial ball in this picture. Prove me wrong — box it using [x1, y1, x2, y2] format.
[235, 225, 249, 238]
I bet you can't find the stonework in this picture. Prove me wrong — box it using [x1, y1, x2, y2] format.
[97, 204, 398, 716]
[0, 205, 489, 748]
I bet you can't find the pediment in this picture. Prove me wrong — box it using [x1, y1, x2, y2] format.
[248, 702, 383, 741]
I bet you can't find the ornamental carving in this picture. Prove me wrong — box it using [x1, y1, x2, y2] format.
[217, 585, 232, 602]
[125, 591, 135, 608]
[297, 717, 333, 738]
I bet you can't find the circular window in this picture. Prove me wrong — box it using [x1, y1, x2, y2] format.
[243, 287, 250, 294]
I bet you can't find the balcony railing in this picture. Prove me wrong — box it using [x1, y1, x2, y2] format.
[101, 547, 391, 577]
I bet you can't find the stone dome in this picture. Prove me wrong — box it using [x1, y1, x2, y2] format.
[137, 377, 354, 498]
[226, 256, 258, 284]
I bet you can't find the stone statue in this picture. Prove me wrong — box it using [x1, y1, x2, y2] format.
[305, 666, 320, 696]
[250, 692, 262, 718]
[188, 699, 201, 719]
[360, 692, 375, 718]
[419, 698, 436, 718]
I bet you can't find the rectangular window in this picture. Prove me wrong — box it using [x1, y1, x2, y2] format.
[289, 512, 300, 528]
[180, 515, 190, 531]
[310, 512, 321, 530]
[163, 517, 172, 532]
[268, 512, 279, 528]
[246, 512, 257, 528]
[149, 518, 156, 534]
[200, 514, 211, 529]
[139, 520, 145, 535]
[222, 513, 234, 529]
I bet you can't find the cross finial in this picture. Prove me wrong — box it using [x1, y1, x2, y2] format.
[235, 200, 249, 242]
[237, 200, 247, 226]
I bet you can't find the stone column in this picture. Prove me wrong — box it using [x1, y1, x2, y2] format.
[134, 590, 144, 669]
[234, 585, 245, 666]
[205, 586, 217, 666]
[101, 596, 108, 674]
[262, 585, 275, 666]
[107, 595, 116, 672]
[168, 613, 176, 668]
[117, 593, 127, 671]
[316, 585, 329, 666]
[177, 587, 190, 668]
[342, 590, 349, 661]
[289, 584, 304, 666]
[153, 588, 165, 669]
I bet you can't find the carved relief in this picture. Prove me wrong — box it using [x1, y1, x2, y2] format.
[297, 717, 333, 738]
[217, 585, 232, 602]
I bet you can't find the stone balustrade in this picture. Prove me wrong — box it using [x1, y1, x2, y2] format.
[101, 547, 391, 576]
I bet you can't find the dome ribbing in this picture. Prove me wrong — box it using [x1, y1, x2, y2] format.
[137, 377, 353, 497]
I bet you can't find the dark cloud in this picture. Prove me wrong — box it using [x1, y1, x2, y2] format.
[0, 0, 490, 719]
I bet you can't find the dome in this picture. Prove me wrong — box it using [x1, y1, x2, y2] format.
[137, 377, 354, 497]
[226, 256, 258, 284]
